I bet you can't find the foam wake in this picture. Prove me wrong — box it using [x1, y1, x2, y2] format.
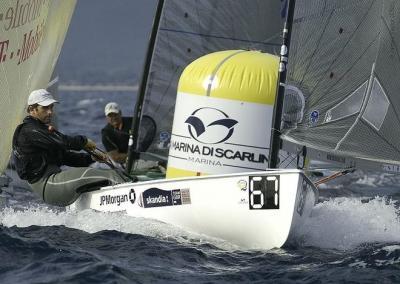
[298, 196, 400, 250]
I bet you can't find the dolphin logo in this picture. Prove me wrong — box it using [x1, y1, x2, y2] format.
[185, 116, 206, 137]
[185, 108, 238, 144]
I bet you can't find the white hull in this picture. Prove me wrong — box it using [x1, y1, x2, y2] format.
[70, 169, 318, 250]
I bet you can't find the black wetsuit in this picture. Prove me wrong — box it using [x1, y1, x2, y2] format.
[101, 116, 132, 153]
[12, 116, 126, 206]
[101, 115, 156, 154]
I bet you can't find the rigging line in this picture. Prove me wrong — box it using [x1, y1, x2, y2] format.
[285, 154, 298, 168]
[86, 149, 134, 182]
[279, 151, 296, 166]
[307, 0, 378, 106]
[314, 167, 355, 187]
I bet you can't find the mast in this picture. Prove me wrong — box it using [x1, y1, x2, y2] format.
[126, 0, 165, 174]
[268, 0, 296, 169]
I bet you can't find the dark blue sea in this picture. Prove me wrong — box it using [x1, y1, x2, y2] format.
[1, 90, 400, 283]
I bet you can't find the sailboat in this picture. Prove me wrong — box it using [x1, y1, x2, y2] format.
[0, 1, 76, 174]
[71, 0, 400, 249]
[70, 0, 318, 250]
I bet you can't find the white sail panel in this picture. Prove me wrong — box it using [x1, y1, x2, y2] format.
[137, 0, 284, 160]
[0, 0, 76, 173]
[282, 0, 400, 166]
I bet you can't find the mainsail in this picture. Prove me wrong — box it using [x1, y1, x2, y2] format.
[129, 0, 285, 169]
[282, 0, 400, 170]
[0, 0, 76, 173]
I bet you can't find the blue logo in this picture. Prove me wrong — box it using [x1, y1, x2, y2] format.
[159, 131, 170, 142]
[158, 131, 170, 149]
[310, 110, 319, 126]
[185, 107, 238, 144]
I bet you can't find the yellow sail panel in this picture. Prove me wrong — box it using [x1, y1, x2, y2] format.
[0, 0, 76, 173]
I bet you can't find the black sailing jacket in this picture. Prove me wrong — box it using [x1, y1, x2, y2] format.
[12, 116, 94, 183]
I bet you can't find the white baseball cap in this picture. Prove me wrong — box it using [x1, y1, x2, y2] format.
[28, 89, 58, 106]
[105, 102, 121, 116]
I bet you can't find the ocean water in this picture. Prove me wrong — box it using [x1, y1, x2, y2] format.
[1, 90, 400, 283]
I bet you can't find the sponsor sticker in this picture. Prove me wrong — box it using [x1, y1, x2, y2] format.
[326, 154, 345, 164]
[99, 188, 136, 207]
[237, 180, 247, 191]
[383, 164, 400, 173]
[140, 187, 191, 208]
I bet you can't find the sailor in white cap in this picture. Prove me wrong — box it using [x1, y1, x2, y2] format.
[101, 102, 157, 168]
[26, 89, 59, 124]
[101, 102, 133, 163]
[11, 89, 132, 206]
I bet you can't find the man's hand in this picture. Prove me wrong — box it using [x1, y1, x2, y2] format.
[91, 151, 109, 163]
[84, 138, 96, 151]
[107, 150, 128, 164]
